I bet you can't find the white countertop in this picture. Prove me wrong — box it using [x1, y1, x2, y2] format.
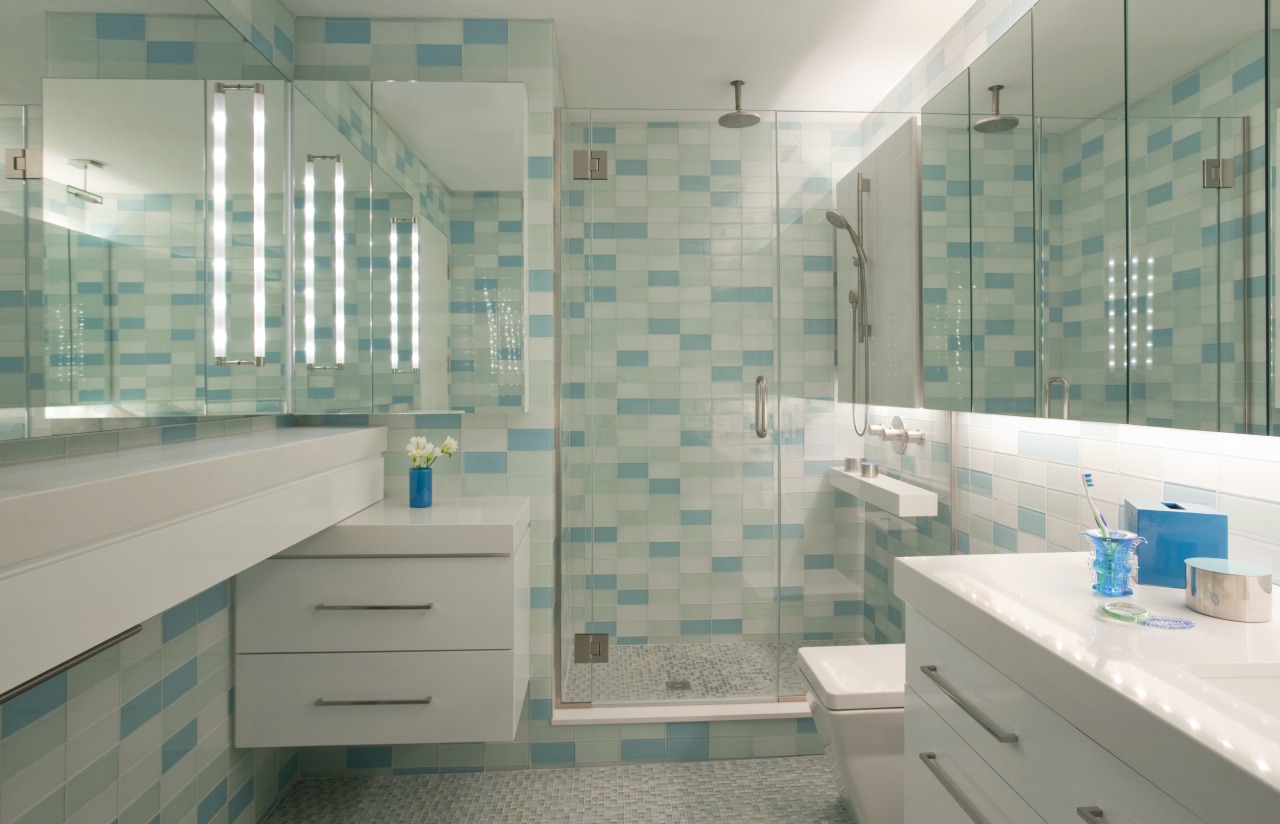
[896, 553, 1280, 824]
[278, 496, 532, 557]
[0, 426, 386, 574]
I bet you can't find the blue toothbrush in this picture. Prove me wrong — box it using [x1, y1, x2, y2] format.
[1081, 473, 1109, 538]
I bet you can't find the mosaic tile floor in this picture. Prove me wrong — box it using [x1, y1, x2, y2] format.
[266, 755, 853, 824]
[561, 640, 857, 704]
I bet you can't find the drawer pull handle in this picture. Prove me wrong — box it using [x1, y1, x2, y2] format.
[315, 603, 434, 611]
[315, 697, 433, 706]
[921, 665, 1018, 744]
[1077, 807, 1106, 823]
[919, 752, 994, 824]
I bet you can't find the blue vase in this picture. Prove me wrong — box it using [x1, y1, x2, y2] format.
[409, 467, 432, 508]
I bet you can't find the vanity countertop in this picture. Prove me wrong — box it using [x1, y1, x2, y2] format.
[277, 496, 532, 557]
[896, 552, 1280, 824]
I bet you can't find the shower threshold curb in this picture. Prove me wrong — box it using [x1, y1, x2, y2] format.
[552, 700, 810, 726]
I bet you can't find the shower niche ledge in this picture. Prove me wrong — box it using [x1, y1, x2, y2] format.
[826, 466, 938, 517]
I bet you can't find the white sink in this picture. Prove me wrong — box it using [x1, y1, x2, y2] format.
[1184, 663, 1280, 721]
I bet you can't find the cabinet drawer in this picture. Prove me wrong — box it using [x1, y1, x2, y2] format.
[233, 651, 523, 747]
[236, 556, 515, 653]
[907, 609, 1207, 824]
[905, 686, 1049, 824]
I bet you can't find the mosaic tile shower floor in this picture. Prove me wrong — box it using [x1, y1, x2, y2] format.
[265, 755, 853, 824]
[561, 640, 854, 704]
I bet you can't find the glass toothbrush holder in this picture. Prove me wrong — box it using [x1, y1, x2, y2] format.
[1081, 529, 1146, 597]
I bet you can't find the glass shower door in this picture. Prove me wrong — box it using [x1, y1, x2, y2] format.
[562, 111, 783, 705]
[0, 106, 27, 440]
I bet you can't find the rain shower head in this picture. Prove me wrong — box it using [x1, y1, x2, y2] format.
[825, 209, 868, 267]
[973, 84, 1019, 133]
[718, 80, 761, 129]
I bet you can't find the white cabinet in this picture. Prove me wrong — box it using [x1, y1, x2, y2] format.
[905, 607, 1207, 824]
[233, 497, 530, 747]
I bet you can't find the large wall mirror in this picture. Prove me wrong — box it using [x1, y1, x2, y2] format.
[923, 0, 1269, 434]
[28, 76, 527, 424]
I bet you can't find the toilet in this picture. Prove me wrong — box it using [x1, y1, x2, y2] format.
[797, 643, 906, 824]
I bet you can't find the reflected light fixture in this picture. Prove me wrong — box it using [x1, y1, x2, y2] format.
[390, 217, 420, 373]
[304, 153, 345, 371]
[211, 82, 267, 367]
[66, 158, 104, 205]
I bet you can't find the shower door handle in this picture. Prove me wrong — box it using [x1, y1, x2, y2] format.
[754, 376, 768, 439]
[1044, 376, 1070, 420]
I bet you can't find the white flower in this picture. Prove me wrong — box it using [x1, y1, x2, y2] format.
[404, 434, 460, 468]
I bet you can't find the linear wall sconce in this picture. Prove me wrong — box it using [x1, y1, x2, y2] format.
[389, 217, 420, 374]
[304, 153, 344, 371]
[211, 82, 266, 368]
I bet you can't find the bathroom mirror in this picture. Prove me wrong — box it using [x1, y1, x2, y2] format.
[1032, 0, 1127, 423]
[364, 81, 528, 413]
[968, 12, 1034, 416]
[919, 71, 971, 412]
[40, 77, 289, 419]
[1126, 0, 1264, 432]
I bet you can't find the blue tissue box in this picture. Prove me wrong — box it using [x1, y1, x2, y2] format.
[1123, 499, 1227, 588]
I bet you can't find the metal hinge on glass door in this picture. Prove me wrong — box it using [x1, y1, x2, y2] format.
[4, 148, 41, 180]
[1202, 159, 1234, 188]
[572, 150, 608, 180]
[573, 633, 609, 663]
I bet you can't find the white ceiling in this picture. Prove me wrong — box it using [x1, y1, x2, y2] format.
[280, 0, 975, 112]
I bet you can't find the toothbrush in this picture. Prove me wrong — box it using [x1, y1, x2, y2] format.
[1081, 473, 1109, 538]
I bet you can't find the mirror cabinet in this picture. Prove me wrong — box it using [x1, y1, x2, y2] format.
[922, 0, 1272, 434]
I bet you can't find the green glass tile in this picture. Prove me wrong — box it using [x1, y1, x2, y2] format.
[67, 748, 118, 817]
[119, 781, 161, 824]
[14, 788, 65, 824]
[160, 773, 197, 824]
[1, 709, 66, 784]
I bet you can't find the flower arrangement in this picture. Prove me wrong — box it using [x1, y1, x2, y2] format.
[406, 435, 458, 469]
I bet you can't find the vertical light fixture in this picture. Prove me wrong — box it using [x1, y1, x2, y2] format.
[211, 82, 267, 367]
[390, 217, 420, 373]
[304, 153, 345, 370]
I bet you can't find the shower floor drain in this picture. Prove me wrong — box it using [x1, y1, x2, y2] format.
[665, 679, 692, 691]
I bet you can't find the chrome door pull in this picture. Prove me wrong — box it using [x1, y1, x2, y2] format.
[919, 753, 994, 824]
[1077, 807, 1106, 823]
[921, 665, 1019, 744]
[315, 697, 433, 706]
[754, 376, 768, 438]
[1044, 376, 1070, 420]
[315, 603, 434, 611]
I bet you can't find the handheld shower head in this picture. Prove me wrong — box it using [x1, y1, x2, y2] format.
[825, 209, 868, 267]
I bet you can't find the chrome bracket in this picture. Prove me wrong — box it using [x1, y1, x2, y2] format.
[573, 633, 609, 663]
[1202, 158, 1234, 188]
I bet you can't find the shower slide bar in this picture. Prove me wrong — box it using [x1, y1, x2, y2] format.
[0, 623, 142, 705]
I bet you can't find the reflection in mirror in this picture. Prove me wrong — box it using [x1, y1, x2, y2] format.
[0, 106, 28, 439]
[370, 82, 527, 413]
[370, 164, 419, 411]
[1127, 0, 1263, 431]
[291, 82, 372, 413]
[920, 71, 971, 412]
[1033, 0, 1126, 423]
[39, 78, 288, 420]
[969, 12, 1034, 416]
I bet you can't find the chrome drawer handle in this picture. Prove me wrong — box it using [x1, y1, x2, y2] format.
[315, 697, 433, 706]
[919, 753, 994, 824]
[921, 665, 1018, 744]
[315, 603, 434, 611]
[1077, 807, 1106, 823]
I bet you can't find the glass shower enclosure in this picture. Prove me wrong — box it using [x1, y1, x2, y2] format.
[558, 108, 882, 706]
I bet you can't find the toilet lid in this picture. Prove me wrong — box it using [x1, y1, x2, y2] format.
[797, 644, 905, 710]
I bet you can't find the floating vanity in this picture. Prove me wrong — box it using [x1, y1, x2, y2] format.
[233, 497, 531, 747]
[896, 553, 1280, 824]
[0, 426, 385, 698]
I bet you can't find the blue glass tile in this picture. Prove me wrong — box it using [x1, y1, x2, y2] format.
[1, 673, 66, 739]
[617, 350, 649, 367]
[1147, 126, 1172, 152]
[227, 779, 254, 824]
[617, 589, 650, 605]
[1172, 132, 1201, 161]
[163, 595, 199, 642]
[508, 429, 553, 451]
[679, 239, 710, 254]
[529, 315, 553, 337]
[1233, 57, 1265, 92]
[711, 366, 742, 381]
[198, 779, 228, 824]
[993, 523, 1018, 551]
[617, 462, 649, 478]
[418, 44, 462, 66]
[710, 160, 741, 176]
[96, 13, 145, 40]
[680, 334, 711, 350]
[163, 720, 197, 772]
[648, 270, 678, 286]
[649, 542, 680, 557]
[1172, 73, 1200, 104]
[679, 620, 713, 635]
[147, 41, 195, 64]
[679, 175, 710, 192]
[1018, 507, 1047, 538]
[665, 737, 710, 761]
[616, 159, 648, 175]
[587, 574, 617, 590]
[621, 739, 664, 762]
[324, 18, 371, 44]
[680, 430, 711, 447]
[803, 256, 834, 272]
[804, 554, 835, 570]
[681, 510, 712, 526]
[1081, 136, 1104, 159]
[463, 19, 508, 44]
[162, 660, 197, 708]
[274, 26, 294, 61]
[649, 479, 680, 494]
[711, 557, 742, 572]
[345, 746, 392, 769]
[531, 742, 574, 764]
[462, 452, 508, 473]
